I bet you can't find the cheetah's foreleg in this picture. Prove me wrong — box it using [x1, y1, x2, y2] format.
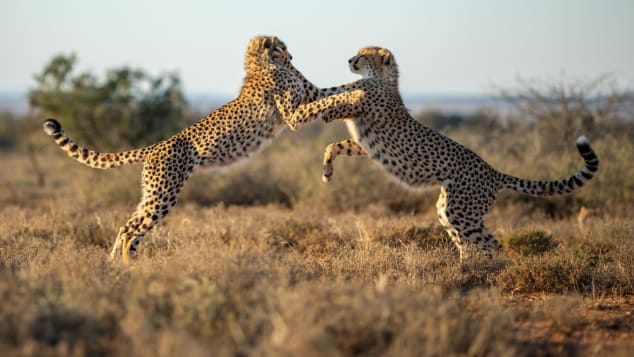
[322, 139, 368, 182]
[282, 90, 365, 130]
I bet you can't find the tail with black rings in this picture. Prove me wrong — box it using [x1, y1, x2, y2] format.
[501, 135, 599, 196]
[43, 118, 150, 169]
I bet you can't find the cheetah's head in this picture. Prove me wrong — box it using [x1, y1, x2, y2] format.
[245, 35, 293, 70]
[348, 47, 399, 83]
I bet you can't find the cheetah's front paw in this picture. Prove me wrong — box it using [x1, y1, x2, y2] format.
[322, 165, 334, 183]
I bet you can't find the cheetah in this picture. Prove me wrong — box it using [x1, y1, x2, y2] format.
[290, 46, 599, 259]
[43, 35, 364, 263]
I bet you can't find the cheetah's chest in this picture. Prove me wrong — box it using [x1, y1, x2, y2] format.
[348, 118, 440, 189]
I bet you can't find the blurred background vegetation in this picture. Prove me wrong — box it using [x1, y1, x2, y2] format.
[1, 54, 633, 218]
[28, 54, 188, 148]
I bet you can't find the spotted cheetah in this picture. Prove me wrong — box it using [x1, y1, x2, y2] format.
[43, 35, 364, 263]
[290, 46, 599, 259]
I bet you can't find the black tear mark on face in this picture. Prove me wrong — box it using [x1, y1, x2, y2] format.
[350, 56, 362, 70]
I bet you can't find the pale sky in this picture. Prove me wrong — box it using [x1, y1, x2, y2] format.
[1, 0, 633, 95]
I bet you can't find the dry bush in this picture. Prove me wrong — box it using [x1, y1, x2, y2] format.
[496, 221, 634, 296]
[260, 286, 517, 357]
[503, 230, 557, 257]
[375, 224, 452, 250]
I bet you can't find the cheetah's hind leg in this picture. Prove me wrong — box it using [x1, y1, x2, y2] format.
[436, 186, 468, 259]
[109, 210, 144, 261]
[109, 226, 128, 261]
[436, 185, 501, 260]
[116, 153, 193, 263]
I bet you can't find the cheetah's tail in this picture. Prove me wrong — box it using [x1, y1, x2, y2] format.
[500, 136, 599, 196]
[43, 118, 150, 169]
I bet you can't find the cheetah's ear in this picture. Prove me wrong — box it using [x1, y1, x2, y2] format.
[383, 54, 393, 66]
[262, 38, 272, 49]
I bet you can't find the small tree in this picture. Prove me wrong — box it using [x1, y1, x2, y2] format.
[0, 112, 19, 150]
[498, 76, 634, 212]
[499, 75, 634, 153]
[29, 54, 188, 150]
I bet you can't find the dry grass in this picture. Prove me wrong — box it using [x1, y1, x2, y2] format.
[1, 124, 633, 356]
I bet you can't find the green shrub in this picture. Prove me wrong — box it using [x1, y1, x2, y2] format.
[504, 230, 557, 257]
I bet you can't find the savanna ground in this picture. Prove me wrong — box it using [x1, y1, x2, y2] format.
[1, 113, 633, 356]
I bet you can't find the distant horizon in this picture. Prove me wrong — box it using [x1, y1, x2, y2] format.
[0, 89, 505, 97]
[0, 89, 510, 116]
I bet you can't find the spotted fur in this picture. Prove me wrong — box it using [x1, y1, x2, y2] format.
[43, 35, 364, 263]
[290, 46, 599, 259]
